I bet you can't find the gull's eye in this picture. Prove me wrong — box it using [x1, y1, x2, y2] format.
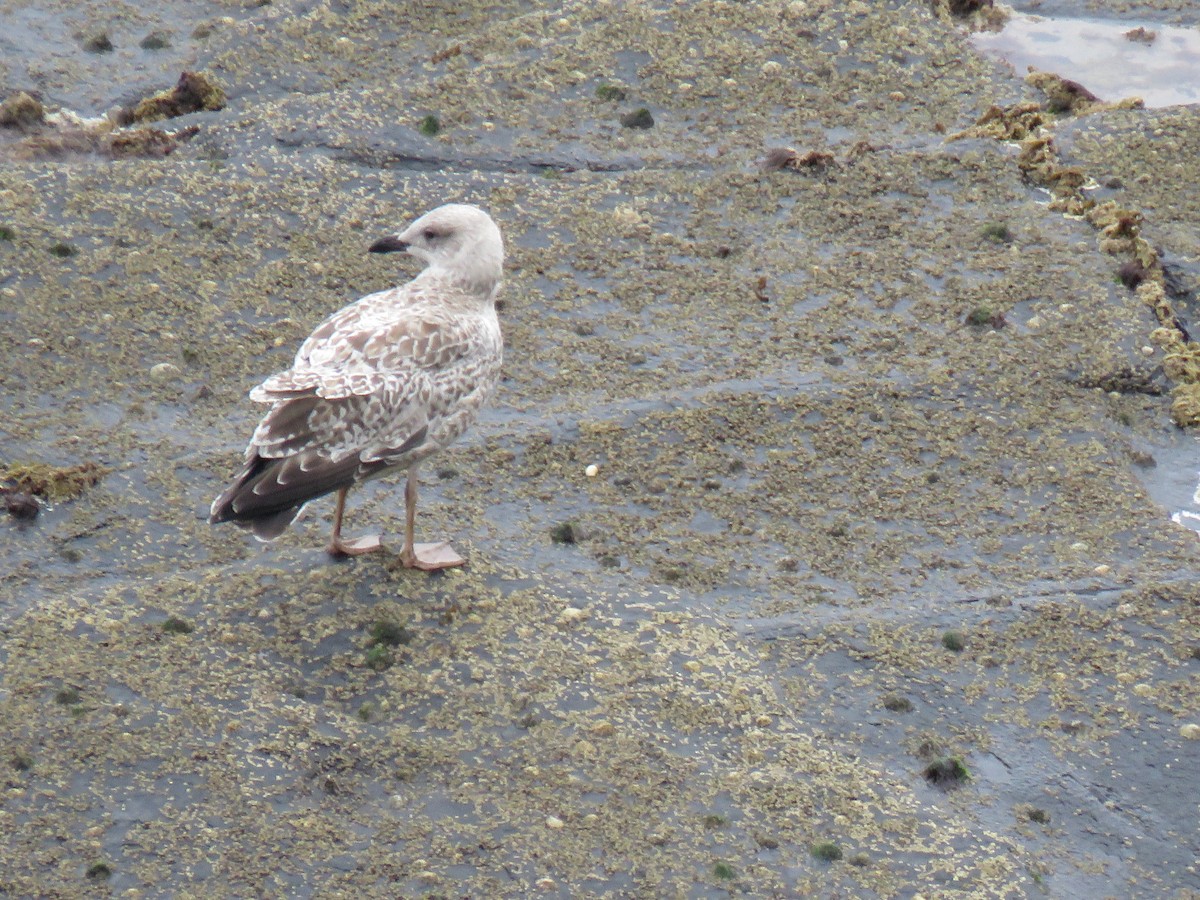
[423, 228, 440, 241]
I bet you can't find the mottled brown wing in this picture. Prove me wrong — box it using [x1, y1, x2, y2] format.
[247, 306, 480, 462]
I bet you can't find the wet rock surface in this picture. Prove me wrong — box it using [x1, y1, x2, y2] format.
[1, 0, 1198, 896]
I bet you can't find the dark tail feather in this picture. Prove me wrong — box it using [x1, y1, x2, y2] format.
[209, 451, 381, 541]
[240, 504, 305, 541]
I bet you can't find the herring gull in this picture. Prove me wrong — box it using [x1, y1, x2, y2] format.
[209, 203, 504, 570]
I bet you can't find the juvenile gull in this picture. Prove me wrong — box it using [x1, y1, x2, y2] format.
[209, 203, 504, 570]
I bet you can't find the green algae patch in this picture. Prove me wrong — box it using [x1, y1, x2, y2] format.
[161, 616, 194, 635]
[1, 461, 106, 501]
[922, 755, 971, 788]
[810, 841, 843, 862]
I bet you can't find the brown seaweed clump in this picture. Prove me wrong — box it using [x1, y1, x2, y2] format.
[947, 102, 1046, 142]
[1, 461, 107, 501]
[119, 72, 226, 125]
[1026, 71, 1100, 115]
[0, 92, 46, 130]
[105, 126, 198, 159]
[760, 147, 835, 172]
[3, 490, 40, 520]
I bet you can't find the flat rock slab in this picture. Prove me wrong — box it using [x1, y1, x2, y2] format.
[1, 0, 1198, 896]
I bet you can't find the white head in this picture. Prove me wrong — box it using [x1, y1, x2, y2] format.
[370, 203, 504, 296]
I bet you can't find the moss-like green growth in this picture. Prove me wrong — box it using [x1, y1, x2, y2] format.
[965, 305, 1004, 328]
[702, 813, 726, 830]
[124, 71, 226, 124]
[1, 461, 106, 500]
[595, 83, 626, 102]
[356, 702, 375, 722]
[0, 225, 15, 240]
[418, 114, 441, 136]
[810, 841, 843, 862]
[981, 222, 1013, 243]
[83, 32, 114, 53]
[923, 755, 970, 787]
[620, 108, 655, 129]
[0, 92, 45, 130]
[1028, 807, 1050, 824]
[882, 693, 914, 712]
[712, 862, 735, 879]
[848, 852, 871, 867]
[941, 630, 965, 652]
[10, 752, 33, 771]
[162, 616, 194, 635]
[85, 862, 112, 880]
[365, 643, 393, 671]
[48, 242, 77, 258]
[140, 31, 171, 50]
[550, 521, 579, 544]
[192, 23, 214, 39]
[369, 620, 412, 647]
[54, 687, 81, 706]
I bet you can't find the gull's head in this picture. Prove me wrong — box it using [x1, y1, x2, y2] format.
[369, 203, 504, 295]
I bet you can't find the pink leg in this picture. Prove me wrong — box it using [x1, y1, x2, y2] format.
[400, 468, 465, 571]
[326, 487, 383, 557]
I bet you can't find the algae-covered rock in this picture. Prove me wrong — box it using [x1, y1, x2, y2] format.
[0, 92, 45, 130]
[123, 71, 226, 124]
[0, 461, 106, 501]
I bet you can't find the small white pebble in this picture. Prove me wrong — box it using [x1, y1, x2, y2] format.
[761, 60, 783, 76]
[1093, 564, 1112, 576]
[1069, 541, 1088, 553]
[585, 464, 599, 477]
[546, 815, 565, 829]
[536, 878, 557, 891]
[150, 362, 181, 381]
[1141, 345, 1155, 357]
[1180, 723, 1200, 740]
[1026, 315, 1042, 329]
[557, 606, 587, 626]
